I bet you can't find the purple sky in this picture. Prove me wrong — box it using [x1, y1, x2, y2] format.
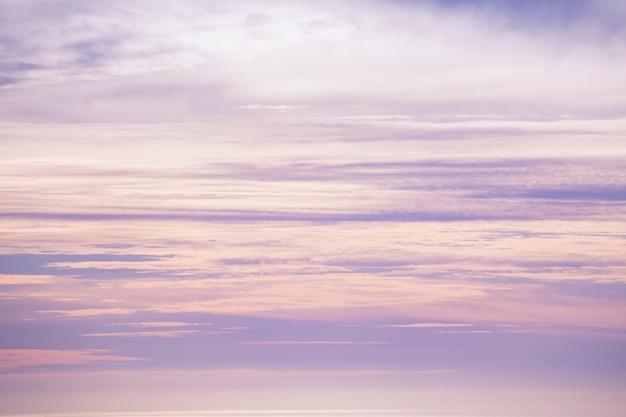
[1, 1, 626, 416]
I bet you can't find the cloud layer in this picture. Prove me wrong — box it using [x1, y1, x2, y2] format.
[1, 0, 626, 122]
[1, 1, 625, 416]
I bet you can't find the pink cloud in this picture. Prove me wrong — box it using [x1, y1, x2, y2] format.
[0, 274, 55, 285]
[379, 323, 474, 328]
[37, 308, 137, 317]
[0, 349, 145, 370]
[83, 330, 206, 338]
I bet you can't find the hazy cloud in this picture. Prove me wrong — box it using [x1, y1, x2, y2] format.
[0, 348, 144, 370]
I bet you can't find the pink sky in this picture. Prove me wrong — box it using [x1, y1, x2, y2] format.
[1, 1, 626, 416]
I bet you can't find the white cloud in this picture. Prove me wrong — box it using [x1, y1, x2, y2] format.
[1, 0, 624, 121]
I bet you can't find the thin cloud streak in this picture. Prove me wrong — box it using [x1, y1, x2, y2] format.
[242, 341, 388, 346]
[380, 323, 474, 328]
[0, 349, 145, 370]
[83, 330, 207, 338]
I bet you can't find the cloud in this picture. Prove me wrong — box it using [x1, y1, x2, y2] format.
[119, 321, 209, 328]
[514, 186, 626, 201]
[0, 3, 625, 414]
[0, 253, 165, 276]
[82, 321, 225, 338]
[0, 366, 455, 382]
[0, 349, 144, 370]
[243, 341, 388, 346]
[1, 0, 625, 121]
[83, 330, 205, 338]
[380, 323, 474, 328]
[235, 104, 307, 110]
[0, 274, 55, 285]
[133, 275, 486, 316]
[38, 308, 136, 317]
[1, 117, 624, 225]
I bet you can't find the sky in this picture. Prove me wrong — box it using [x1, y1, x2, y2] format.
[1, 0, 626, 416]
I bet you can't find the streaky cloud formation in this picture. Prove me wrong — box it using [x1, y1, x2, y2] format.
[0, 1, 625, 417]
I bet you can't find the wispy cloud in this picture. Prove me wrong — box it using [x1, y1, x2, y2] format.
[380, 323, 474, 328]
[0, 349, 144, 370]
[0, 366, 456, 381]
[235, 104, 307, 110]
[243, 341, 388, 346]
[119, 321, 210, 328]
[0, 274, 55, 285]
[37, 308, 137, 317]
[83, 330, 206, 338]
